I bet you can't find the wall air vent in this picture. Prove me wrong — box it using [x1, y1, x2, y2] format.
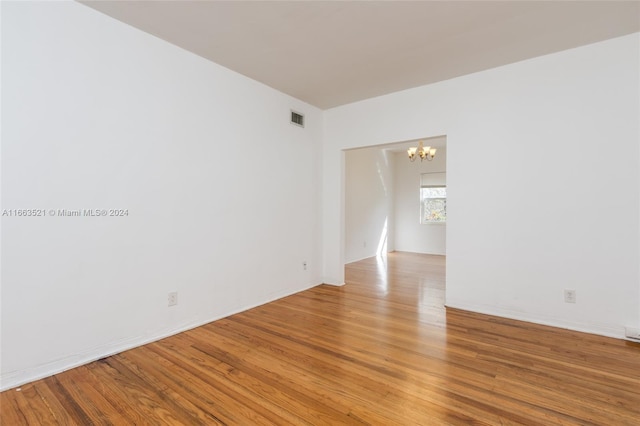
[291, 110, 304, 128]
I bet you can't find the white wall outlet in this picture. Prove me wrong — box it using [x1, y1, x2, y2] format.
[564, 289, 576, 304]
[363, 241, 367, 248]
[302, 261, 307, 270]
[625, 327, 640, 341]
[168, 292, 178, 307]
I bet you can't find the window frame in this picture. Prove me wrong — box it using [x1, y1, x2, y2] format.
[420, 172, 446, 224]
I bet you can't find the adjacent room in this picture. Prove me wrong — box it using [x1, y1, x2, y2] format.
[2, 1, 639, 424]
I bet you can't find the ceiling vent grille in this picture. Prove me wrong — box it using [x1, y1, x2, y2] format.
[291, 110, 304, 128]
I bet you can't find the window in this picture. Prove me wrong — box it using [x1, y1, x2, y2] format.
[420, 172, 446, 224]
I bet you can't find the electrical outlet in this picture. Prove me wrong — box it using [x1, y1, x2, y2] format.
[363, 241, 367, 248]
[302, 261, 307, 271]
[168, 292, 178, 307]
[564, 289, 576, 304]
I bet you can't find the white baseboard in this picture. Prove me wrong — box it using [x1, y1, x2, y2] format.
[0, 282, 320, 392]
[320, 276, 345, 286]
[445, 300, 626, 340]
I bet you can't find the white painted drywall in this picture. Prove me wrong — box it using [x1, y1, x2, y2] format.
[344, 148, 394, 263]
[323, 33, 640, 338]
[637, 34, 640, 334]
[1, 2, 323, 390]
[393, 148, 446, 255]
[638, 34, 640, 333]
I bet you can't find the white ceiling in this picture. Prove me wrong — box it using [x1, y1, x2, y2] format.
[81, 1, 640, 109]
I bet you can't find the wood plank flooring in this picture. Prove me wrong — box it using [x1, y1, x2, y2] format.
[1, 252, 639, 425]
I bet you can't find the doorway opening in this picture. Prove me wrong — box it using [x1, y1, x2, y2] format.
[343, 136, 447, 308]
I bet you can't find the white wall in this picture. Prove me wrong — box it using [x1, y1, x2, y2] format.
[2, 3, 638, 392]
[1, 1, 323, 390]
[393, 147, 446, 255]
[323, 33, 640, 338]
[344, 148, 393, 263]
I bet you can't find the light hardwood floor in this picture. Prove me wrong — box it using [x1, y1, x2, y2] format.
[1, 252, 639, 425]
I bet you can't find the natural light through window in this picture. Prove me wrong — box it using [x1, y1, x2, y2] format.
[420, 172, 446, 224]
[377, 217, 388, 256]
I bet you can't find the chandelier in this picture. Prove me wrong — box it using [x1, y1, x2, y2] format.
[407, 141, 436, 162]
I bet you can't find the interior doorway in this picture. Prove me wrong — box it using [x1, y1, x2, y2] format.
[343, 136, 447, 263]
[342, 135, 447, 306]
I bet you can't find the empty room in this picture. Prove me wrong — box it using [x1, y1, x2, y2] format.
[1, 1, 639, 424]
